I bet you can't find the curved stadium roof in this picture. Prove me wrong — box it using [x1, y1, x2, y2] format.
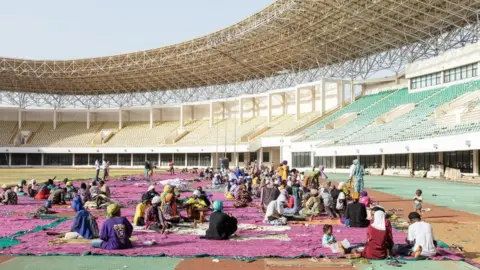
[0, 0, 479, 95]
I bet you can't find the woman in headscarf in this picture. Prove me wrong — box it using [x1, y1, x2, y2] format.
[91, 204, 133, 250]
[260, 178, 280, 212]
[133, 193, 151, 226]
[359, 210, 393, 259]
[184, 190, 208, 223]
[145, 196, 169, 233]
[204, 201, 238, 240]
[353, 160, 365, 193]
[65, 181, 77, 201]
[162, 185, 179, 222]
[14, 179, 27, 195]
[299, 189, 321, 220]
[281, 161, 289, 181]
[283, 185, 302, 215]
[233, 184, 252, 208]
[332, 182, 346, 217]
[1, 185, 17, 205]
[65, 196, 99, 239]
[264, 191, 288, 225]
[27, 179, 37, 197]
[77, 183, 91, 203]
[160, 185, 172, 201]
[35, 179, 54, 200]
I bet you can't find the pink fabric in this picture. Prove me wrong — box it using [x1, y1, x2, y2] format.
[0, 173, 465, 261]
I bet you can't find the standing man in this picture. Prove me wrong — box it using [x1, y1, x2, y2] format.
[145, 160, 151, 182]
[169, 160, 175, 175]
[102, 159, 109, 181]
[94, 158, 100, 182]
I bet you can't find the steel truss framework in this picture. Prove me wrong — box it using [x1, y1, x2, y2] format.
[0, 0, 480, 108]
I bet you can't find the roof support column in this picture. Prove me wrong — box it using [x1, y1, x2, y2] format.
[282, 93, 287, 115]
[350, 81, 355, 104]
[267, 94, 272, 123]
[252, 98, 256, 117]
[118, 109, 123, 130]
[473, 150, 479, 175]
[149, 108, 153, 129]
[87, 110, 90, 129]
[209, 102, 214, 128]
[159, 108, 163, 122]
[311, 87, 316, 112]
[18, 108, 22, 130]
[337, 81, 344, 109]
[53, 109, 57, 130]
[295, 86, 301, 120]
[239, 98, 243, 125]
[180, 105, 184, 128]
[321, 80, 326, 115]
[222, 102, 226, 120]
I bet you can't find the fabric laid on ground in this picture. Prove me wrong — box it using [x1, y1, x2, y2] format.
[0, 173, 467, 261]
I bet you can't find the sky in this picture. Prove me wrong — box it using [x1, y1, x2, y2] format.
[0, 0, 272, 60]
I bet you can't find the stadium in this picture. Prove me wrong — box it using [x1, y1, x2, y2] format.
[1, 0, 480, 269]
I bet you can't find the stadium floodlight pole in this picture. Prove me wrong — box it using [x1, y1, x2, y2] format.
[215, 101, 219, 169]
[224, 96, 228, 161]
[233, 97, 237, 167]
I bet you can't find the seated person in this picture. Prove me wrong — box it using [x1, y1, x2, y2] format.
[233, 184, 252, 208]
[47, 188, 67, 207]
[299, 189, 321, 219]
[359, 191, 371, 208]
[345, 193, 369, 228]
[340, 211, 394, 259]
[1, 185, 18, 205]
[35, 179, 54, 200]
[99, 180, 111, 198]
[283, 185, 302, 215]
[260, 179, 280, 211]
[145, 196, 169, 233]
[89, 181, 100, 198]
[91, 204, 133, 250]
[27, 179, 37, 197]
[145, 185, 159, 200]
[14, 179, 27, 195]
[162, 186, 180, 222]
[184, 190, 208, 223]
[395, 212, 436, 258]
[77, 183, 91, 203]
[264, 191, 288, 225]
[204, 201, 238, 240]
[64, 196, 99, 239]
[196, 186, 211, 207]
[133, 194, 151, 226]
[65, 181, 78, 201]
[321, 187, 338, 219]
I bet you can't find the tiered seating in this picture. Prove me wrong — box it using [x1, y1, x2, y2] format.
[28, 122, 103, 147]
[105, 121, 179, 147]
[257, 112, 323, 138]
[301, 90, 394, 140]
[0, 121, 17, 145]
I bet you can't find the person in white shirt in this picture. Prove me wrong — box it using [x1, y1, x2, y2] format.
[348, 160, 356, 189]
[94, 159, 100, 182]
[264, 191, 287, 225]
[102, 159, 109, 181]
[395, 212, 437, 258]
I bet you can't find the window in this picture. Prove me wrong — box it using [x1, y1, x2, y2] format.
[410, 72, 442, 90]
[413, 152, 438, 171]
[444, 150, 473, 173]
[44, 154, 72, 166]
[11, 153, 26, 166]
[262, 152, 270, 162]
[199, 153, 211, 166]
[292, 152, 311, 168]
[314, 156, 333, 168]
[238, 153, 244, 163]
[146, 154, 158, 166]
[187, 153, 199, 167]
[360, 155, 382, 168]
[104, 154, 118, 166]
[336, 156, 356, 169]
[385, 154, 409, 169]
[118, 154, 131, 166]
[89, 154, 103, 166]
[160, 154, 173, 166]
[249, 152, 257, 164]
[132, 154, 146, 166]
[0, 153, 8, 166]
[173, 154, 185, 167]
[74, 154, 88, 166]
[444, 63, 478, 83]
[27, 153, 42, 166]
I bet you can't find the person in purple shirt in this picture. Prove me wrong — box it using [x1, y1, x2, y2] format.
[91, 204, 133, 250]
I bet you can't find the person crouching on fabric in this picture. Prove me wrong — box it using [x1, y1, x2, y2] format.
[63, 196, 99, 239]
[27, 179, 37, 197]
[35, 179, 54, 200]
[145, 196, 170, 233]
[196, 186, 211, 207]
[91, 204, 133, 250]
[203, 200, 238, 240]
[184, 190, 208, 223]
[14, 179, 27, 196]
[46, 188, 67, 208]
[133, 194, 151, 226]
[1, 184, 18, 205]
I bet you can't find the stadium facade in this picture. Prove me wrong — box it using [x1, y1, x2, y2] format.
[1, 0, 480, 178]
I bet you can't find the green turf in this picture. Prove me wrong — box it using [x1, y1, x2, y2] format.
[1, 256, 181, 270]
[361, 260, 479, 270]
[330, 173, 480, 215]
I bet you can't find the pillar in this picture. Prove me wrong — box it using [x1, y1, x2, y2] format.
[209, 102, 214, 127]
[159, 108, 163, 122]
[408, 153, 413, 169]
[252, 98, 256, 117]
[130, 153, 134, 167]
[295, 87, 301, 120]
[118, 109, 123, 129]
[18, 109, 22, 130]
[311, 87, 316, 112]
[332, 155, 336, 170]
[438, 152, 444, 164]
[53, 109, 57, 130]
[180, 105, 184, 128]
[41, 153, 44, 167]
[350, 80, 355, 103]
[321, 80, 326, 115]
[222, 102, 226, 120]
[267, 94, 272, 123]
[149, 108, 153, 129]
[72, 153, 75, 167]
[282, 93, 287, 115]
[259, 147, 264, 166]
[310, 152, 315, 168]
[238, 98, 243, 125]
[473, 150, 479, 175]
[337, 81, 345, 109]
[381, 154, 386, 169]
[86, 110, 90, 129]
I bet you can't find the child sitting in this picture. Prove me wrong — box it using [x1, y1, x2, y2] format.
[414, 189, 423, 214]
[359, 191, 371, 207]
[322, 224, 353, 254]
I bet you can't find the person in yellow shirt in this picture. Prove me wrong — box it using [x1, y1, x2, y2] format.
[133, 194, 151, 226]
[281, 160, 289, 181]
[185, 190, 208, 223]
